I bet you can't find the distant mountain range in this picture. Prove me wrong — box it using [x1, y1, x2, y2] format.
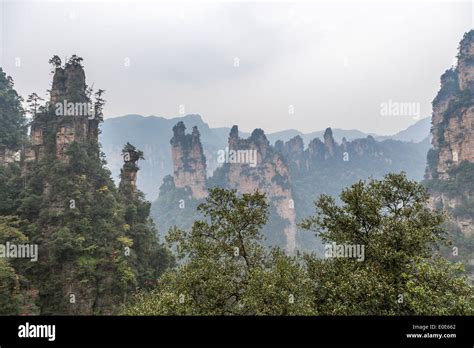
[100, 114, 431, 199]
[210, 116, 431, 144]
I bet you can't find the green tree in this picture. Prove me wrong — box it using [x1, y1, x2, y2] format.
[26, 93, 44, 118]
[0, 258, 22, 314]
[68, 55, 84, 67]
[93, 89, 106, 121]
[0, 216, 39, 315]
[123, 188, 316, 315]
[0, 162, 24, 215]
[402, 256, 472, 314]
[48, 55, 62, 71]
[0, 68, 26, 150]
[0, 216, 26, 314]
[300, 173, 473, 315]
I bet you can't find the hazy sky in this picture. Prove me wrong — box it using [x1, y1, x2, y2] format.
[0, 0, 472, 135]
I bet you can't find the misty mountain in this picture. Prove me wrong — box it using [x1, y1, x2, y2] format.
[101, 114, 223, 200]
[100, 114, 431, 199]
[375, 117, 431, 143]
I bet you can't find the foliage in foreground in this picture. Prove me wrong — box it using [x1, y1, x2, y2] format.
[124, 188, 316, 315]
[124, 174, 473, 315]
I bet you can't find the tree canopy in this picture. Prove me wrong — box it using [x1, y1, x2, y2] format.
[0, 69, 26, 150]
[125, 174, 473, 315]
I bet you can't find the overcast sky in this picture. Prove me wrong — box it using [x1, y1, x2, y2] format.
[0, 0, 472, 135]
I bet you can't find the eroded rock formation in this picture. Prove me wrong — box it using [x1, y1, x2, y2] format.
[27, 60, 99, 164]
[119, 143, 143, 200]
[279, 128, 384, 173]
[220, 126, 296, 253]
[170, 122, 207, 199]
[426, 30, 474, 238]
[168, 122, 297, 252]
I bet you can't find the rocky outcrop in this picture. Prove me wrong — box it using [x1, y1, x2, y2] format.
[275, 136, 305, 171]
[306, 137, 326, 169]
[428, 32, 474, 179]
[166, 123, 297, 251]
[161, 120, 430, 253]
[222, 126, 297, 253]
[50, 62, 87, 105]
[323, 128, 337, 158]
[425, 30, 474, 238]
[170, 122, 207, 199]
[279, 128, 383, 173]
[18, 57, 104, 217]
[119, 143, 143, 200]
[458, 31, 474, 93]
[26, 59, 99, 164]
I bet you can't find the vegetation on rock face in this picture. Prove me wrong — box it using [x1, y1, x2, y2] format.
[457, 30, 474, 62]
[442, 89, 474, 122]
[426, 161, 474, 200]
[423, 29, 474, 282]
[0, 59, 173, 314]
[0, 216, 39, 315]
[425, 161, 474, 276]
[151, 175, 203, 235]
[122, 142, 144, 167]
[0, 162, 24, 215]
[426, 148, 440, 179]
[119, 143, 174, 288]
[0, 68, 27, 150]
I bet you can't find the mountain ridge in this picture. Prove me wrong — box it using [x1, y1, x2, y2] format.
[104, 113, 431, 144]
[100, 114, 431, 200]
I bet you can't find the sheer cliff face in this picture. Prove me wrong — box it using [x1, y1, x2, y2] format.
[429, 69, 473, 179]
[170, 122, 207, 199]
[458, 32, 474, 93]
[27, 62, 98, 163]
[168, 123, 296, 252]
[430, 31, 474, 179]
[225, 126, 297, 253]
[426, 30, 474, 237]
[323, 128, 337, 158]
